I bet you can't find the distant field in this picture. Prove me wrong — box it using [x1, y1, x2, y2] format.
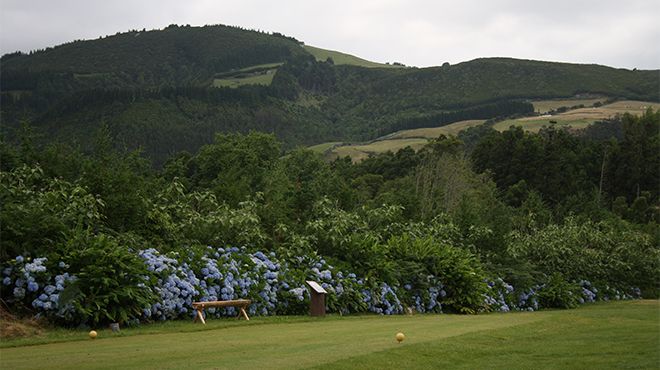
[531, 98, 605, 114]
[308, 142, 342, 154]
[213, 70, 277, 88]
[215, 63, 283, 76]
[213, 63, 282, 88]
[1, 301, 657, 369]
[331, 138, 428, 162]
[319, 100, 658, 162]
[322, 120, 484, 162]
[494, 100, 660, 132]
[386, 120, 486, 139]
[304, 45, 399, 68]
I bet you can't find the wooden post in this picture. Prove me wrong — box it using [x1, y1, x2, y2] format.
[306, 281, 327, 317]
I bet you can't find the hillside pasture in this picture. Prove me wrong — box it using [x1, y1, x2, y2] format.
[320, 120, 485, 162]
[308, 141, 343, 154]
[493, 100, 660, 132]
[531, 97, 605, 114]
[304, 45, 399, 68]
[0, 301, 657, 369]
[385, 120, 486, 139]
[330, 138, 428, 162]
[319, 100, 659, 162]
[212, 63, 283, 88]
[213, 72, 275, 88]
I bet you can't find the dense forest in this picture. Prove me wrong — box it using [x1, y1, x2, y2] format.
[1, 25, 658, 165]
[1, 108, 658, 325]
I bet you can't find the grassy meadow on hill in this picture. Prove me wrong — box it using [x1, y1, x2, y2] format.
[493, 100, 660, 132]
[531, 97, 606, 114]
[303, 45, 397, 68]
[321, 100, 659, 162]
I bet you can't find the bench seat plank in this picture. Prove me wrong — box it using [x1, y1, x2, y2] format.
[192, 299, 251, 324]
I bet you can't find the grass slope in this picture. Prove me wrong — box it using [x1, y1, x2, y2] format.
[303, 45, 396, 68]
[386, 120, 487, 139]
[331, 139, 429, 162]
[325, 100, 659, 163]
[531, 97, 605, 114]
[494, 100, 660, 132]
[321, 120, 485, 162]
[213, 70, 277, 87]
[1, 301, 657, 369]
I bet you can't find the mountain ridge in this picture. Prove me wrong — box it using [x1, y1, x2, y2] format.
[1, 24, 658, 165]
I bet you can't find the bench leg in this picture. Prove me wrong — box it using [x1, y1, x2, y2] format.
[239, 306, 250, 321]
[195, 308, 206, 325]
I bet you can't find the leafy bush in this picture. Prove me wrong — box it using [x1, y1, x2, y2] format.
[0, 165, 104, 259]
[536, 273, 581, 309]
[507, 218, 659, 295]
[387, 233, 488, 314]
[146, 179, 266, 248]
[57, 232, 156, 326]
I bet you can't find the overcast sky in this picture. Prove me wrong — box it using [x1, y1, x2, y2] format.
[1, 0, 659, 69]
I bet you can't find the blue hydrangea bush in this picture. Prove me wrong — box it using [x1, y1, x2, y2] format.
[0, 248, 643, 326]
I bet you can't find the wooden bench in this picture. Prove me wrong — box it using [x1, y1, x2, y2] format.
[192, 299, 251, 324]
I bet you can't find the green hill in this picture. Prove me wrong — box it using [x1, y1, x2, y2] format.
[303, 45, 397, 68]
[0, 24, 306, 92]
[1, 24, 658, 165]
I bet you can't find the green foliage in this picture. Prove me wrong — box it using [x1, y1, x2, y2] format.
[145, 179, 266, 249]
[508, 218, 659, 294]
[57, 231, 155, 325]
[473, 109, 660, 214]
[79, 129, 153, 233]
[0, 165, 104, 259]
[607, 109, 660, 202]
[537, 273, 581, 309]
[189, 131, 281, 205]
[1, 101, 657, 325]
[305, 199, 392, 279]
[386, 232, 488, 313]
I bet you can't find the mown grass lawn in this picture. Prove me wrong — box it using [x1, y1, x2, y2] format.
[1, 300, 657, 369]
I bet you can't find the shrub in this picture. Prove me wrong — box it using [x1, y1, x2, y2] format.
[537, 273, 581, 309]
[507, 217, 659, 295]
[0, 165, 104, 259]
[387, 233, 488, 314]
[57, 232, 155, 326]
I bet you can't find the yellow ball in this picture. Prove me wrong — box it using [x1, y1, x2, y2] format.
[89, 330, 98, 339]
[395, 332, 405, 343]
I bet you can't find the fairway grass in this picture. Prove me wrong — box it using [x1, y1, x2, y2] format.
[1, 301, 657, 369]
